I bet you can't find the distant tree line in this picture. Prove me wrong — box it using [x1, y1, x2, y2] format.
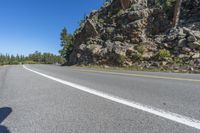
[0, 51, 64, 65]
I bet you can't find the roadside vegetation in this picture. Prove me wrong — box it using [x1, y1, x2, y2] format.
[0, 51, 64, 65]
[74, 64, 195, 74]
[59, 27, 74, 64]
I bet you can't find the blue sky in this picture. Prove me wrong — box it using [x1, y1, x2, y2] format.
[0, 0, 104, 55]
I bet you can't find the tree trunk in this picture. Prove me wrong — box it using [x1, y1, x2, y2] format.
[172, 0, 183, 27]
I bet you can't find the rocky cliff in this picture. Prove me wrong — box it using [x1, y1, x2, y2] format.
[69, 0, 200, 72]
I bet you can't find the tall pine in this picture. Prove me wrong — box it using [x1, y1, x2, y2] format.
[59, 27, 73, 63]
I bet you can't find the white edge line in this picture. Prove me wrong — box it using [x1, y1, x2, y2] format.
[23, 65, 200, 130]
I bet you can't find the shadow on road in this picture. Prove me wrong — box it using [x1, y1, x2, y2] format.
[0, 107, 12, 133]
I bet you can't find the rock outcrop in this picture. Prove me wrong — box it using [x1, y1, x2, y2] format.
[69, 0, 200, 72]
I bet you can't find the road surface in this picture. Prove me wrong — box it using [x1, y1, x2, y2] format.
[0, 64, 200, 133]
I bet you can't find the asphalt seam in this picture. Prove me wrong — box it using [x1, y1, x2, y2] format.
[23, 65, 200, 130]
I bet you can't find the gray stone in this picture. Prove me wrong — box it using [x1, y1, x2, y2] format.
[189, 67, 194, 71]
[100, 48, 108, 56]
[77, 53, 81, 58]
[187, 35, 197, 42]
[183, 27, 191, 34]
[161, 61, 167, 66]
[163, 43, 170, 48]
[142, 52, 153, 60]
[113, 35, 124, 41]
[113, 46, 126, 56]
[182, 47, 191, 52]
[178, 54, 190, 58]
[192, 53, 200, 59]
[178, 28, 185, 36]
[178, 39, 187, 47]
[86, 44, 102, 55]
[193, 31, 200, 39]
[151, 62, 160, 67]
[195, 59, 200, 66]
[105, 40, 114, 52]
[188, 41, 200, 49]
[114, 41, 123, 46]
[79, 44, 86, 50]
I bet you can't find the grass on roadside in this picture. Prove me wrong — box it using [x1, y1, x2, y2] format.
[73, 64, 175, 73]
[72, 64, 200, 74]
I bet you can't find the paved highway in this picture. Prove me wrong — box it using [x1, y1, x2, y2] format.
[0, 65, 200, 133]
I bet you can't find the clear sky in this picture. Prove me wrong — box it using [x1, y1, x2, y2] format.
[0, 0, 104, 55]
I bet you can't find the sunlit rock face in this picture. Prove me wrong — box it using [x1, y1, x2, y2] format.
[69, 0, 200, 73]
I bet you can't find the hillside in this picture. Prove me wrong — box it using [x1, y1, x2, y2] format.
[68, 0, 200, 72]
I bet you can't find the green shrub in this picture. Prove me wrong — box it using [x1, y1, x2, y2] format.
[117, 55, 126, 65]
[9, 61, 19, 65]
[106, 27, 114, 33]
[174, 57, 183, 64]
[131, 52, 143, 61]
[163, 0, 176, 19]
[109, 8, 121, 17]
[136, 45, 146, 55]
[109, 54, 126, 66]
[23, 60, 38, 64]
[155, 0, 176, 19]
[157, 49, 171, 60]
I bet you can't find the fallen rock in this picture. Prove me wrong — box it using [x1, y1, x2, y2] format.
[187, 35, 197, 42]
[113, 34, 124, 41]
[113, 46, 126, 56]
[192, 53, 200, 59]
[183, 27, 191, 34]
[178, 54, 190, 58]
[195, 59, 200, 66]
[193, 31, 200, 39]
[182, 47, 191, 52]
[178, 39, 187, 47]
[151, 62, 160, 67]
[161, 61, 167, 66]
[142, 52, 153, 60]
[79, 44, 86, 50]
[188, 41, 200, 49]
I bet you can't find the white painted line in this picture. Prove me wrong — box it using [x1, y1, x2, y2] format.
[23, 65, 200, 130]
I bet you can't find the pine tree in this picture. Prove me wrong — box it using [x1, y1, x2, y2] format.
[59, 27, 73, 62]
[172, 0, 182, 27]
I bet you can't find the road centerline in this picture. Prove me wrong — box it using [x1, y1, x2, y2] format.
[75, 69, 200, 83]
[23, 65, 200, 130]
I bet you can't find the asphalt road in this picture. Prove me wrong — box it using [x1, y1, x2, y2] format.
[0, 65, 200, 133]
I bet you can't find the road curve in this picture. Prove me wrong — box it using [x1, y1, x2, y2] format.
[0, 65, 200, 133]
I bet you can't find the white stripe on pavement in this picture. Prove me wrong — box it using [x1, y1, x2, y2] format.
[23, 65, 200, 130]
